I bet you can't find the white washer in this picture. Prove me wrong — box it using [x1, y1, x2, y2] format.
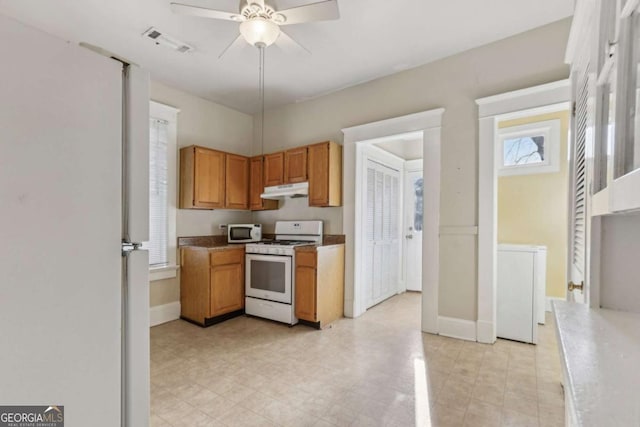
[497, 244, 547, 344]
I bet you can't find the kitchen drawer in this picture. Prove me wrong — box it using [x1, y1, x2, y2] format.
[296, 251, 317, 268]
[210, 248, 244, 266]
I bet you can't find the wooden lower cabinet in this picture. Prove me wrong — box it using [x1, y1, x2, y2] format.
[295, 252, 317, 321]
[294, 245, 344, 328]
[180, 246, 245, 326]
[210, 262, 244, 316]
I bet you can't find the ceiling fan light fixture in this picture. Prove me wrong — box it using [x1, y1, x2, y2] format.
[239, 18, 280, 47]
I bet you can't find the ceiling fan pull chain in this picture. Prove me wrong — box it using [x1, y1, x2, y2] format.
[259, 45, 265, 156]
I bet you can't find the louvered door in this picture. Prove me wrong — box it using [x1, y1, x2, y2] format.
[568, 48, 592, 304]
[364, 159, 401, 308]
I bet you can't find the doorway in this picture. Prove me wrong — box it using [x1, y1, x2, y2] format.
[342, 108, 443, 333]
[404, 162, 424, 292]
[360, 134, 424, 309]
[476, 80, 571, 343]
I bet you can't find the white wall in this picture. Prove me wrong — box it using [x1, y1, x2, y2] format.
[253, 19, 571, 321]
[151, 81, 254, 237]
[149, 81, 254, 307]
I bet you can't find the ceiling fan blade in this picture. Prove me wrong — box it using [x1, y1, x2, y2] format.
[277, 0, 339, 25]
[275, 30, 311, 55]
[170, 3, 242, 21]
[218, 34, 246, 59]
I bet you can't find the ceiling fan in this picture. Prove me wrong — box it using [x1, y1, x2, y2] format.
[170, 0, 340, 57]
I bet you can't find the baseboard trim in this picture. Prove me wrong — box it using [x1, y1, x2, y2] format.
[546, 297, 565, 312]
[438, 316, 477, 341]
[476, 320, 496, 344]
[150, 301, 181, 327]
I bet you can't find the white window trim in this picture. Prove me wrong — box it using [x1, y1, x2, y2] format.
[149, 100, 179, 282]
[497, 119, 561, 176]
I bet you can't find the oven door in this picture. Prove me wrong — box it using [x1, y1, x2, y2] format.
[245, 253, 292, 304]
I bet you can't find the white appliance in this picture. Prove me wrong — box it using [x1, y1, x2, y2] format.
[0, 15, 150, 427]
[497, 244, 547, 344]
[227, 223, 262, 243]
[245, 220, 323, 325]
[261, 181, 309, 199]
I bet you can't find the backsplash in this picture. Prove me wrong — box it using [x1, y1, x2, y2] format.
[251, 197, 342, 234]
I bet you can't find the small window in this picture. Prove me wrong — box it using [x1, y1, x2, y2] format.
[502, 135, 545, 166]
[497, 119, 561, 176]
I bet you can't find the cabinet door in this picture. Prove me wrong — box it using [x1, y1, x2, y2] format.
[225, 154, 249, 210]
[308, 142, 341, 207]
[250, 156, 278, 211]
[211, 263, 244, 316]
[284, 147, 308, 183]
[194, 147, 225, 208]
[264, 152, 284, 187]
[295, 265, 317, 321]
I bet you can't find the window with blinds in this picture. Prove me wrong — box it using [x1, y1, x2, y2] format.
[148, 117, 169, 266]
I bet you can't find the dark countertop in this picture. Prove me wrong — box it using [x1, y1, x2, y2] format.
[178, 234, 345, 249]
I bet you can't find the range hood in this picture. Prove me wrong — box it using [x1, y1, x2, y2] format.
[261, 182, 309, 199]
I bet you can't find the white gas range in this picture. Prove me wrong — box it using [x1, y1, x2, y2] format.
[244, 220, 323, 325]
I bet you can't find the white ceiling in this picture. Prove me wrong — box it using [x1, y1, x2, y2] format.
[0, 0, 573, 114]
[375, 137, 423, 161]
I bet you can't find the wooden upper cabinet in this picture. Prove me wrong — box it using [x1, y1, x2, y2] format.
[225, 154, 249, 210]
[180, 146, 225, 209]
[308, 141, 342, 207]
[263, 152, 284, 187]
[249, 156, 278, 211]
[284, 147, 308, 183]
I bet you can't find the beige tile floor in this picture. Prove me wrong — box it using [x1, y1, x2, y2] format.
[150, 292, 564, 427]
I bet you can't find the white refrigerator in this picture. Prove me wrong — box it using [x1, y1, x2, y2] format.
[0, 14, 150, 427]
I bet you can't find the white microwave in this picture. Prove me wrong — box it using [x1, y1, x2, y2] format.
[227, 224, 262, 243]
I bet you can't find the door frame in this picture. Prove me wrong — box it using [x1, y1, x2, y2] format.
[404, 160, 424, 292]
[476, 80, 570, 343]
[342, 108, 443, 334]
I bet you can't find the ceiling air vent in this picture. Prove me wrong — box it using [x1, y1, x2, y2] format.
[142, 27, 194, 53]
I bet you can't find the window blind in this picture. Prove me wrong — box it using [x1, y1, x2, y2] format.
[148, 118, 169, 266]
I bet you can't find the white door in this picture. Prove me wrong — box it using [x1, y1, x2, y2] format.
[404, 167, 423, 291]
[0, 16, 124, 425]
[365, 159, 401, 308]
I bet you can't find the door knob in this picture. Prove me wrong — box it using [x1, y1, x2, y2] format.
[568, 281, 584, 292]
[405, 234, 413, 239]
